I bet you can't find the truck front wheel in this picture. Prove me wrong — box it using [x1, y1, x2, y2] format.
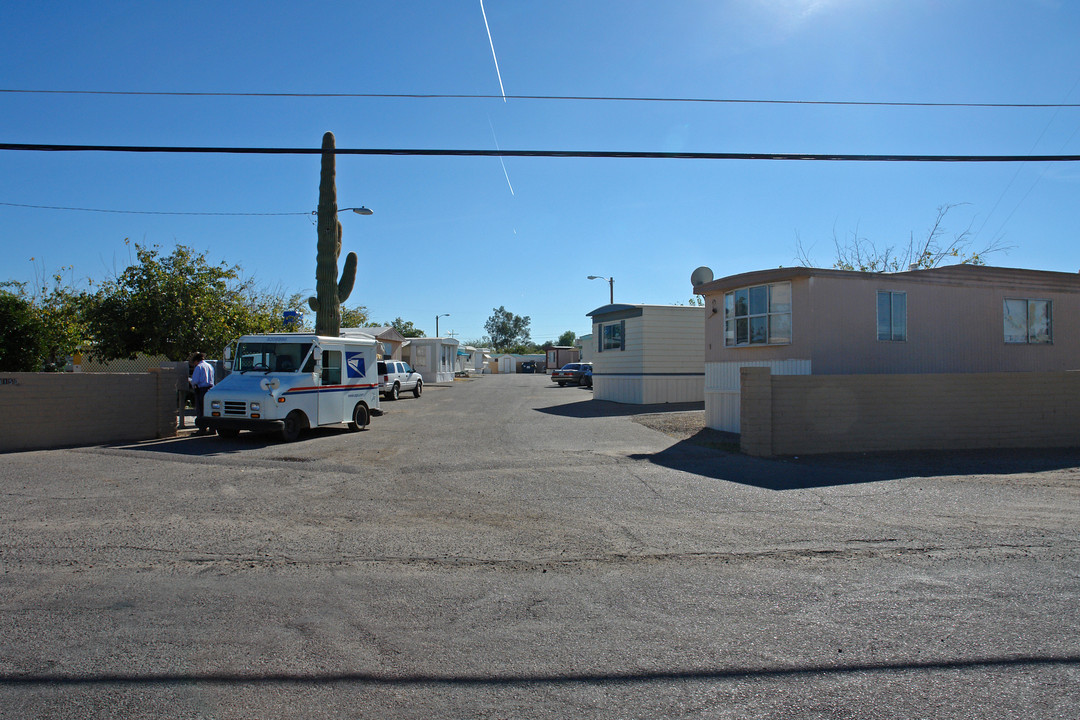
[280, 410, 307, 442]
[348, 403, 370, 431]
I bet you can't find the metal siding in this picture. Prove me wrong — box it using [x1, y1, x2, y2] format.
[704, 359, 812, 432]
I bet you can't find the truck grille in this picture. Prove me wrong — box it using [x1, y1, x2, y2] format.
[223, 401, 248, 416]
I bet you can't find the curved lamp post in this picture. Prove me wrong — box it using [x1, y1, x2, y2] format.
[587, 275, 614, 304]
[436, 313, 450, 337]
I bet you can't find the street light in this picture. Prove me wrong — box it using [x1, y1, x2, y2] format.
[587, 275, 614, 304]
[435, 313, 450, 337]
[311, 206, 374, 216]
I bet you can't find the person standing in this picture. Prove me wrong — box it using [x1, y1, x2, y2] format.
[189, 352, 216, 433]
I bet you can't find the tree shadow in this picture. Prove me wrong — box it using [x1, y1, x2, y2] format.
[633, 432, 1080, 490]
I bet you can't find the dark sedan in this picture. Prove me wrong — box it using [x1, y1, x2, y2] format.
[551, 362, 591, 386]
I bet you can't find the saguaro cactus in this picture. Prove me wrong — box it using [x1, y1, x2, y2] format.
[308, 131, 358, 336]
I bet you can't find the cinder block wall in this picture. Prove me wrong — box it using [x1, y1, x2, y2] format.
[0, 369, 178, 453]
[740, 367, 1080, 456]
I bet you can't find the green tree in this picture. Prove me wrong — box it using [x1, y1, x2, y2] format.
[83, 243, 284, 361]
[557, 330, 576, 346]
[378, 317, 425, 338]
[484, 306, 531, 351]
[504, 341, 541, 355]
[0, 286, 45, 371]
[340, 305, 371, 329]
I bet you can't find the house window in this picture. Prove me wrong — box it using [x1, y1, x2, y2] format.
[1004, 298, 1052, 344]
[724, 282, 792, 347]
[877, 291, 907, 341]
[599, 321, 624, 351]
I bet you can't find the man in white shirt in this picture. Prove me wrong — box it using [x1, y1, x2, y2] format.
[189, 352, 215, 433]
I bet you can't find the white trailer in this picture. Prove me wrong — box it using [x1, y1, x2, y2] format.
[204, 333, 380, 442]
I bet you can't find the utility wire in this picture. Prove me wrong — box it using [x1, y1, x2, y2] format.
[2, 142, 1079, 162]
[2, 88, 1079, 109]
[0, 201, 309, 216]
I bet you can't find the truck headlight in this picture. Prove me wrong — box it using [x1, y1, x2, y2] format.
[210, 400, 221, 410]
[249, 402, 261, 412]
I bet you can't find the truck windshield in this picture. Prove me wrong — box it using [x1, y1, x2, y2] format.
[234, 342, 312, 374]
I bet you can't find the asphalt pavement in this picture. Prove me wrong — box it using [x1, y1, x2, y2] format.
[1, 373, 1078, 718]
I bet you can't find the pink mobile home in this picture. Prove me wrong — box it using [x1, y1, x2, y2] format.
[695, 264, 1080, 433]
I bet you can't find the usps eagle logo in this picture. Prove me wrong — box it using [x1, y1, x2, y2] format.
[346, 353, 366, 379]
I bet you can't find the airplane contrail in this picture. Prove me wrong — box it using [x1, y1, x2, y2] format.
[489, 117, 515, 195]
[480, 0, 506, 101]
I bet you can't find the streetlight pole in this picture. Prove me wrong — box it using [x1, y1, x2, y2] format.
[587, 275, 614, 304]
[436, 313, 450, 337]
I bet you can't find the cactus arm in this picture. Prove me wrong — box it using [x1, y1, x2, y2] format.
[338, 252, 358, 304]
[308, 296, 319, 312]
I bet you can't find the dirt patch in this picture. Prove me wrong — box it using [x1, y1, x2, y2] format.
[631, 410, 741, 452]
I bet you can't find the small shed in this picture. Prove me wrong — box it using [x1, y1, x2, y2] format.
[403, 337, 460, 383]
[587, 303, 705, 404]
[546, 346, 580, 370]
[496, 354, 517, 373]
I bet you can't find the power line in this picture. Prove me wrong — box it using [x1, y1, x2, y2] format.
[0, 201, 309, 216]
[2, 142, 1079, 162]
[2, 88, 1079, 109]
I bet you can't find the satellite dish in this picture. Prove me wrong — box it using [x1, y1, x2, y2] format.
[690, 266, 714, 288]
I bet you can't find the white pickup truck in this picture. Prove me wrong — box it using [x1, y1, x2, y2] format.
[203, 333, 380, 442]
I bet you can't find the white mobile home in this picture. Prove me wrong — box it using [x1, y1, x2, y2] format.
[576, 334, 594, 363]
[403, 337, 460, 383]
[458, 346, 492, 374]
[587, 304, 705, 404]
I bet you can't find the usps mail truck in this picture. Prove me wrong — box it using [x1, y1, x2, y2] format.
[203, 333, 380, 442]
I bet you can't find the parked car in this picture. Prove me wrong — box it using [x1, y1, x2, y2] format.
[519, 360, 538, 374]
[377, 360, 423, 400]
[551, 362, 591, 386]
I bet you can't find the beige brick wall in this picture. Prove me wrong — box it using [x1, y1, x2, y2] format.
[740, 368, 1080, 456]
[0, 369, 179, 453]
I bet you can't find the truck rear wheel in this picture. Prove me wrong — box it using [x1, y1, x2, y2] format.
[348, 403, 369, 431]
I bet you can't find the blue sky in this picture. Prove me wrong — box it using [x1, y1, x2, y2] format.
[2, 1, 1078, 344]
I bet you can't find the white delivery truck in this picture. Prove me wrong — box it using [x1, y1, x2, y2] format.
[203, 332, 380, 442]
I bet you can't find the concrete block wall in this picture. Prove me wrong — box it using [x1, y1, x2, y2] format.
[740, 367, 1080, 456]
[0, 368, 179, 453]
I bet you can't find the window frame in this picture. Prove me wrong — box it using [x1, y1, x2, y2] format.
[321, 350, 342, 385]
[1004, 297, 1053, 345]
[723, 281, 792, 348]
[598, 320, 625, 352]
[876, 290, 907, 342]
